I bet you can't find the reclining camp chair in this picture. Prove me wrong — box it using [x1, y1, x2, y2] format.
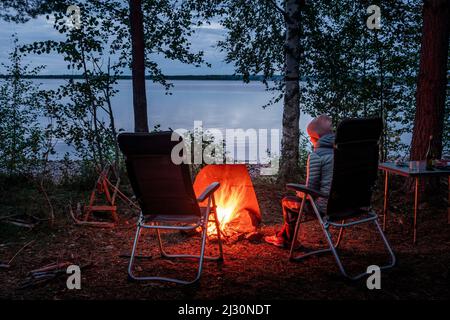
[287, 118, 396, 280]
[118, 131, 224, 285]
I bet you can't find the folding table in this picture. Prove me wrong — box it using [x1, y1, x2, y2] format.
[379, 162, 450, 244]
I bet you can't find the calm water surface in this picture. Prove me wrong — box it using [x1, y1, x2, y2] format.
[37, 79, 313, 159]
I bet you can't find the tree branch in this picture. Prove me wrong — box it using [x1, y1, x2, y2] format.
[266, 0, 287, 18]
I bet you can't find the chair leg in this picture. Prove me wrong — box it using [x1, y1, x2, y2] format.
[156, 214, 223, 261]
[325, 219, 396, 280]
[129, 199, 224, 284]
[319, 222, 353, 279]
[290, 206, 358, 279]
[290, 198, 340, 261]
[127, 224, 142, 281]
[289, 196, 306, 260]
[195, 223, 209, 283]
[373, 219, 396, 269]
[128, 222, 210, 285]
[290, 197, 396, 280]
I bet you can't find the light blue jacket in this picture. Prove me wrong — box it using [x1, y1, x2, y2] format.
[306, 134, 335, 213]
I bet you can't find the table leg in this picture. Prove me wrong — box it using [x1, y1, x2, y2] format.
[413, 177, 419, 245]
[382, 171, 389, 231]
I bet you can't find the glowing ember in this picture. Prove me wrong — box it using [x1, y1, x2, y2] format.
[193, 164, 261, 237]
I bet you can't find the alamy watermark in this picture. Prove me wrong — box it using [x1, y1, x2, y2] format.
[66, 5, 81, 30]
[170, 121, 280, 176]
[66, 264, 81, 289]
[367, 5, 381, 30]
[366, 265, 381, 289]
[45, 5, 81, 30]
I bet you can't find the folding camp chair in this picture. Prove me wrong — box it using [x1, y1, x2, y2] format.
[287, 118, 396, 280]
[118, 131, 224, 285]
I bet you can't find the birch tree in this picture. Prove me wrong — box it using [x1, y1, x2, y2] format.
[211, 0, 305, 181]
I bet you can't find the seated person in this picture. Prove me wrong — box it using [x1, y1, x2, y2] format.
[265, 115, 335, 248]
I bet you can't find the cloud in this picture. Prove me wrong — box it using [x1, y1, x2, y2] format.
[0, 15, 234, 75]
[194, 21, 224, 30]
[0, 16, 66, 74]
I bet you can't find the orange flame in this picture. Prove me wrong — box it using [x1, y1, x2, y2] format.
[207, 184, 247, 237]
[193, 164, 261, 238]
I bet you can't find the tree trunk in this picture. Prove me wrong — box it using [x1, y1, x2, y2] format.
[278, 0, 303, 182]
[129, 0, 149, 133]
[80, 44, 104, 168]
[410, 0, 450, 163]
[105, 59, 120, 168]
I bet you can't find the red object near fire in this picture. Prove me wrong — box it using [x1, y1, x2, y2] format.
[193, 164, 261, 237]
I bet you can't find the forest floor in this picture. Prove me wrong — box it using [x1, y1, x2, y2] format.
[0, 174, 449, 300]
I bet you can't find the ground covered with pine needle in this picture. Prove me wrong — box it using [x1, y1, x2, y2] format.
[0, 175, 449, 300]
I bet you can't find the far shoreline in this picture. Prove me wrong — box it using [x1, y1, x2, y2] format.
[0, 74, 286, 81]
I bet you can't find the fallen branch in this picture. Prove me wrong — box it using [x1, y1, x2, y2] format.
[0, 240, 35, 269]
[68, 204, 115, 228]
[19, 274, 56, 289]
[0, 213, 21, 221]
[29, 261, 72, 274]
[8, 240, 35, 265]
[19, 262, 93, 289]
[2, 219, 36, 229]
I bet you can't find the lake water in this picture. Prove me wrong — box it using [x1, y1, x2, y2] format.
[35, 79, 412, 161]
[37, 79, 313, 160]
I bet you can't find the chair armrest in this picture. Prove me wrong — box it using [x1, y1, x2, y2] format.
[286, 183, 328, 198]
[197, 182, 220, 202]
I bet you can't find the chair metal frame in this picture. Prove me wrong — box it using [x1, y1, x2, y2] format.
[128, 184, 224, 285]
[288, 187, 396, 281]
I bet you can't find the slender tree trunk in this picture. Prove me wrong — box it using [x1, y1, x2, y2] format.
[105, 59, 120, 168]
[378, 37, 387, 162]
[80, 45, 104, 168]
[278, 0, 303, 182]
[11, 69, 18, 175]
[410, 0, 450, 163]
[129, 0, 149, 133]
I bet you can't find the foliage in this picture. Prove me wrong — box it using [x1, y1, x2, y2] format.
[206, 0, 423, 160]
[2, 0, 215, 90]
[14, 0, 216, 169]
[301, 0, 422, 160]
[0, 0, 66, 23]
[298, 130, 311, 180]
[1, 0, 444, 169]
[0, 36, 52, 175]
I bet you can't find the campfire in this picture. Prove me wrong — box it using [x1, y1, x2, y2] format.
[193, 164, 261, 238]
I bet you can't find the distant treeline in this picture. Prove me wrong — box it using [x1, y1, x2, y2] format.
[0, 74, 289, 81]
[0, 74, 414, 82]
